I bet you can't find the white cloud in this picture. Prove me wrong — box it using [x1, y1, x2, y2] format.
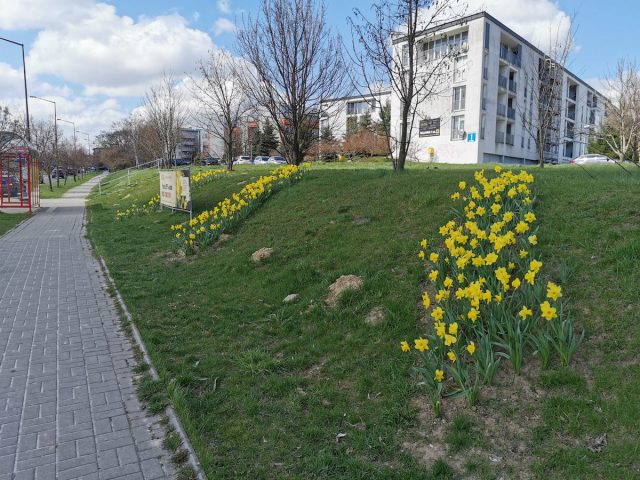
[26, 3, 214, 97]
[213, 18, 236, 36]
[217, 0, 232, 14]
[0, 0, 94, 30]
[465, 0, 572, 53]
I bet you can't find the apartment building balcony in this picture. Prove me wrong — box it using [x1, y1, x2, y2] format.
[505, 133, 515, 145]
[482, 97, 487, 111]
[496, 132, 505, 144]
[566, 110, 576, 121]
[499, 45, 521, 67]
[507, 107, 516, 120]
[565, 129, 575, 139]
[497, 103, 507, 118]
[508, 80, 517, 94]
[498, 75, 508, 90]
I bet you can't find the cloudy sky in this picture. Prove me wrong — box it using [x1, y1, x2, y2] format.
[0, 0, 635, 144]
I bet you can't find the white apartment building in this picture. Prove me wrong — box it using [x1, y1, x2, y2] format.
[320, 91, 391, 139]
[391, 11, 604, 164]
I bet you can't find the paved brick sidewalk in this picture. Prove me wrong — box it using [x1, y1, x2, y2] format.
[0, 177, 173, 479]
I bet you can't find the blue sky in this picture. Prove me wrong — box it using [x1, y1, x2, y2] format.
[0, 0, 636, 141]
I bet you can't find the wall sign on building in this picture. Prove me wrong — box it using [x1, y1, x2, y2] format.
[419, 118, 441, 137]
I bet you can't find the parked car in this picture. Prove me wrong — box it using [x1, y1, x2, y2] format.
[267, 156, 287, 165]
[204, 156, 220, 165]
[235, 155, 253, 165]
[253, 156, 270, 165]
[1, 174, 19, 197]
[175, 158, 191, 166]
[51, 168, 65, 179]
[570, 154, 612, 165]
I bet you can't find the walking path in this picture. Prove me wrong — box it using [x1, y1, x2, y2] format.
[0, 176, 173, 479]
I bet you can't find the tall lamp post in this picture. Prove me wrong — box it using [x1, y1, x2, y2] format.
[0, 36, 30, 141]
[57, 118, 76, 182]
[29, 95, 58, 186]
[77, 130, 91, 177]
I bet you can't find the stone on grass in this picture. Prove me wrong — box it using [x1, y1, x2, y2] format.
[365, 306, 385, 326]
[251, 247, 273, 263]
[325, 275, 364, 308]
[283, 294, 299, 304]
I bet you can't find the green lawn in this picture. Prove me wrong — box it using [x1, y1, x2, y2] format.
[87, 162, 640, 479]
[0, 212, 30, 236]
[40, 172, 99, 198]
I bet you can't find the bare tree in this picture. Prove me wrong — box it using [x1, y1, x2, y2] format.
[143, 74, 188, 168]
[190, 50, 252, 171]
[29, 117, 57, 190]
[237, 0, 348, 165]
[349, 0, 467, 170]
[601, 59, 640, 162]
[519, 24, 574, 167]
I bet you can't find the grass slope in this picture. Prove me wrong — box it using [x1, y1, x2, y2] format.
[87, 163, 640, 479]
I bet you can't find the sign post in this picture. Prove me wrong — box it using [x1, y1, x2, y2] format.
[159, 169, 192, 219]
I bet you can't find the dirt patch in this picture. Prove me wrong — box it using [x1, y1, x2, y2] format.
[251, 247, 273, 263]
[365, 306, 385, 326]
[403, 365, 545, 479]
[325, 275, 364, 308]
[302, 357, 328, 379]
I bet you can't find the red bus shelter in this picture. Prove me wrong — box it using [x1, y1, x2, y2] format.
[0, 133, 39, 212]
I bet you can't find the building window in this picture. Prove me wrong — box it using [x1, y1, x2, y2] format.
[480, 115, 486, 140]
[402, 44, 409, 67]
[521, 136, 525, 148]
[528, 138, 531, 149]
[452, 86, 466, 111]
[422, 37, 448, 62]
[454, 55, 467, 82]
[484, 22, 490, 49]
[451, 115, 465, 140]
[347, 100, 370, 116]
[448, 31, 468, 53]
[524, 73, 528, 98]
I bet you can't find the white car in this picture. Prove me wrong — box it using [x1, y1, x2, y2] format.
[570, 154, 612, 165]
[253, 156, 270, 165]
[234, 155, 253, 165]
[267, 156, 287, 165]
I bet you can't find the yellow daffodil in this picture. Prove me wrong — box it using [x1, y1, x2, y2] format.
[431, 307, 444, 321]
[422, 292, 431, 310]
[447, 351, 457, 363]
[414, 338, 429, 352]
[540, 301, 558, 321]
[519, 306, 533, 320]
[528, 234, 538, 245]
[434, 369, 445, 382]
[547, 282, 562, 301]
[400, 341, 410, 352]
[467, 308, 479, 322]
[466, 342, 476, 355]
[429, 252, 439, 263]
[448, 322, 458, 335]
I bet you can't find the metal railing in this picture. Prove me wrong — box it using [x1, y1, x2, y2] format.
[506, 133, 515, 145]
[498, 75, 508, 89]
[508, 80, 517, 93]
[97, 159, 160, 195]
[451, 129, 466, 141]
[495, 132, 505, 144]
[507, 107, 516, 120]
[497, 104, 507, 117]
[566, 130, 575, 139]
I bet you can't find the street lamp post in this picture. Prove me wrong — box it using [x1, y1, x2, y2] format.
[1, 36, 30, 142]
[77, 130, 91, 177]
[57, 118, 76, 183]
[29, 95, 58, 187]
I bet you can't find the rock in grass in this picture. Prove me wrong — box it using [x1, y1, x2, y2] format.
[365, 306, 385, 326]
[325, 275, 364, 308]
[283, 294, 299, 304]
[251, 247, 273, 263]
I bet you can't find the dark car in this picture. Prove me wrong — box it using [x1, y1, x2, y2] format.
[204, 156, 220, 165]
[1, 175, 19, 198]
[51, 168, 65, 179]
[175, 158, 191, 166]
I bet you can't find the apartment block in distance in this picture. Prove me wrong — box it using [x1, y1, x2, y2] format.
[320, 91, 391, 139]
[390, 11, 604, 164]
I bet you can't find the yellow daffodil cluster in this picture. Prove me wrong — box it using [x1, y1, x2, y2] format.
[401, 166, 574, 412]
[115, 194, 161, 220]
[115, 169, 227, 221]
[172, 164, 306, 253]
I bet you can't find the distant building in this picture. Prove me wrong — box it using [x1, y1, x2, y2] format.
[390, 11, 604, 164]
[320, 91, 391, 139]
[175, 129, 201, 161]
